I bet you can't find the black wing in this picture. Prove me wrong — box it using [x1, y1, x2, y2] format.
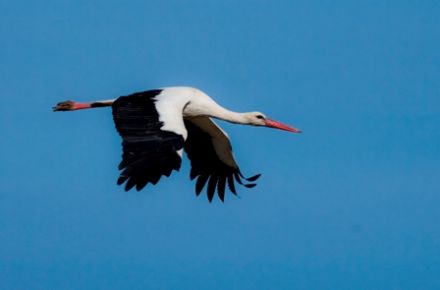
[112, 90, 185, 191]
[184, 117, 261, 202]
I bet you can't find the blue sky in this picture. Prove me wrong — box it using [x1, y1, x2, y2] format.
[1, 0, 439, 289]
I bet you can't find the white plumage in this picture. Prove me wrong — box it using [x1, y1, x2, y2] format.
[53, 86, 301, 202]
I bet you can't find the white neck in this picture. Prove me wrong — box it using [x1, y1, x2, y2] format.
[184, 98, 249, 124]
[210, 107, 249, 124]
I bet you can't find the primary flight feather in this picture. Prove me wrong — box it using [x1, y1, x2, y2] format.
[53, 87, 301, 202]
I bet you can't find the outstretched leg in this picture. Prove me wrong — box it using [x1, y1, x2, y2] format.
[52, 99, 114, 111]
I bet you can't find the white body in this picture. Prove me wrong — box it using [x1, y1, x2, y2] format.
[154, 87, 238, 168]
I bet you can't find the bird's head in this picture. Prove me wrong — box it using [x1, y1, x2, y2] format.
[245, 112, 302, 133]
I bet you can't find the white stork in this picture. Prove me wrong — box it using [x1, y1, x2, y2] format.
[53, 87, 301, 202]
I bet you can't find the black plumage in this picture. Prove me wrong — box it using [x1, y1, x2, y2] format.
[112, 90, 184, 191]
[112, 90, 260, 201]
[54, 86, 301, 202]
[184, 119, 260, 202]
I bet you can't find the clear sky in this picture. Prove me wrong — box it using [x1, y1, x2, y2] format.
[1, 1, 439, 289]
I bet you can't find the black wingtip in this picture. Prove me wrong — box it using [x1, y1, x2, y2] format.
[195, 175, 209, 196]
[118, 161, 126, 170]
[117, 175, 127, 186]
[245, 174, 261, 182]
[135, 181, 148, 191]
[234, 173, 243, 185]
[190, 169, 197, 180]
[124, 178, 136, 191]
[190, 168, 260, 202]
[227, 174, 238, 196]
[207, 176, 217, 202]
[217, 177, 226, 202]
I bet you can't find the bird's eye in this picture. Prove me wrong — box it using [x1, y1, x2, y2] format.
[256, 115, 265, 120]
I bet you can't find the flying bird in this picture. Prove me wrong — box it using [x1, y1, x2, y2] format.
[53, 87, 301, 202]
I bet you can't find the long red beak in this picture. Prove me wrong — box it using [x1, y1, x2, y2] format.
[264, 119, 302, 133]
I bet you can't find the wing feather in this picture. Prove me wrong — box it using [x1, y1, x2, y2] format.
[184, 117, 260, 202]
[112, 90, 185, 191]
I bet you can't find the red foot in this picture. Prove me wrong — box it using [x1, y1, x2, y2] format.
[52, 101, 91, 111]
